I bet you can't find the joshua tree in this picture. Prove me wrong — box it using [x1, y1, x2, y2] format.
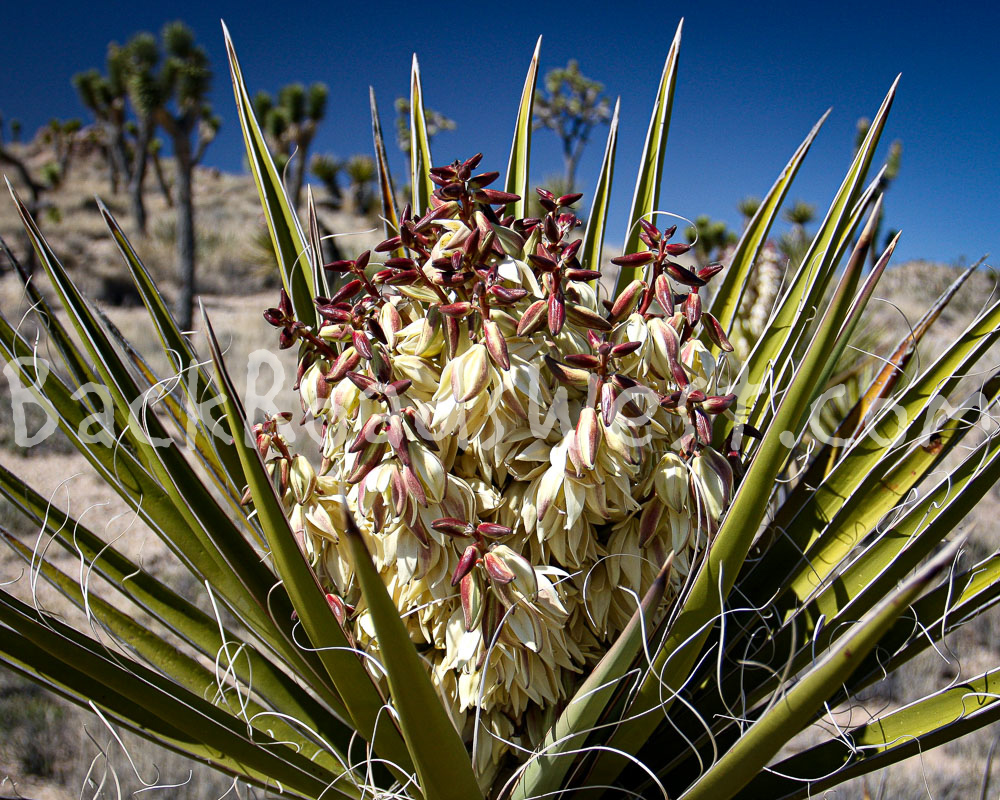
[686, 214, 737, 264]
[779, 199, 816, 265]
[146, 21, 218, 330]
[534, 59, 611, 191]
[116, 31, 164, 235]
[394, 97, 455, 154]
[737, 195, 762, 227]
[40, 118, 83, 183]
[72, 45, 131, 194]
[148, 137, 173, 206]
[0, 117, 79, 272]
[344, 154, 376, 214]
[9, 119, 21, 143]
[309, 153, 344, 207]
[254, 82, 328, 206]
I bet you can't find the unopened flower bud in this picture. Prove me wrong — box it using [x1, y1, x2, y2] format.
[690, 447, 733, 524]
[476, 522, 512, 538]
[483, 318, 510, 370]
[517, 299, 549, 336]
[460, 569, 485, 631]
[451, 343, 491, 402]
[654, 273, 674, 315]
[610, 279, 645, 322]
[453, 544, 480, 587]
[576, 407, 601, 469]
[548, 292, 566, 335]
[486, 544, 538, 602]
[702, 312, 734, 353]
[289, 455, 317, 505]
[566, 303, 612, 332]
[654, 451, 689, 511]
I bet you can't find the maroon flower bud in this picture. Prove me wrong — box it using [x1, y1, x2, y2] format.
[528, 253, 559, 272]
[346, 371, 377, 393]
[639, 218, 661, 242]
[349, 414, 386, 453]
[432, 517, 472, 537]
[611, 340, 642, 358]
[482, 551, 516, 584]
[444, 316, 461, 359]
[517, 299, 548, 336]
[654, 273, 674, 315]
[610, 279, 645, 322]
[535, 188, 557, 213]
[351, 329, 374, 359]
[468, 170, 500, 188]
[557, 192, 584, 207]
[611, 251, 655, 268]
[316, 305, 352, 324]
[665, 262, 706, 288]
[601, 381, 619, 426]
[684, 290, 702, 327]
[489, 285, 529, 303]
[439, 301, 473, 318]
[476, 522, 512, 538]
[561, 238, 583, 261]
[483, 318, 510, 371]
[385, 417, 411, 466]
[475, 188, 521, 205]
[697, 262, 725, 281]
[387, 379, 412, 397]
[665, 242, 691, 256]
[564, 353, 601, 369]
[702, 312, 735, 353]
[548, 293, 566, 336]
[453, 545, 480, 587]
[323, 259, 355, 272]
[543, 215, 560, 242]
[566, 303, 612, 332]
[346, 441, 388, 484]
[703, 393, 737, 414]
[693, 407, 713, 445]
[565, 268, 602, 281]
[327, 348, 361, 382]
[329, 279, 363, 304]
[660, 390, 682, 410]
[374, 235, 402, 253]
[402, 464, 427, 507]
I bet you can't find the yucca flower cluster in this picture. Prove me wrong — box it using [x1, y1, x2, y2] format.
[260, 152, 739, 771]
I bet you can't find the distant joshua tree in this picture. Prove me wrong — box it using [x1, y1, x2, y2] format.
[309, 153, 344, 207]
[685, 214, 737, 264]
[394, 97, 456, 156]
[254, 82, 328, 207]
[72, 44, 132, 195]
[778, 199, 816, 266]
[533, 59, 611, 192]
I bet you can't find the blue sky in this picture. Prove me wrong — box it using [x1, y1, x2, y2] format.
[2, 0, 997, 265]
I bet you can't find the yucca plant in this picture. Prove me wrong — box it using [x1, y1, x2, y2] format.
[2, 20, 999, 800]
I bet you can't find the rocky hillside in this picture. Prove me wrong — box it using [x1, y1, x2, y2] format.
[0, 132, 383, 307]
